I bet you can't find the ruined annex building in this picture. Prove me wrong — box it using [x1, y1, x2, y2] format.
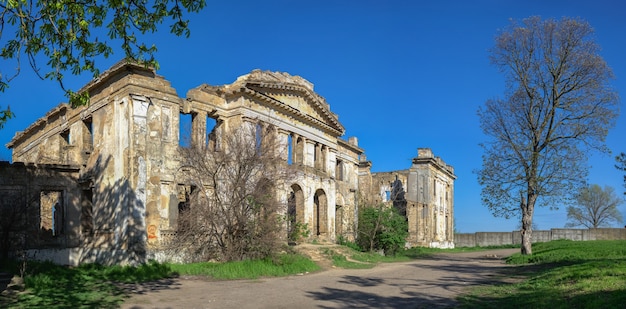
[1, 61, 455, 265]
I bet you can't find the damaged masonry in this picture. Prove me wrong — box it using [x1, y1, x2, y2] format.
[1, 61, 455, 265]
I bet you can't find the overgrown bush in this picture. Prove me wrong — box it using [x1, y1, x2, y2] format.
[357, 205, 408, 256]
[287, 220, 310, 243]
[171, 126, 292, 262]
[337, 235, 362, 251]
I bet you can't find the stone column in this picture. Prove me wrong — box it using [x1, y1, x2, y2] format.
[191, 111, 207, 149]
[328, 148, 337, 179]
[305, 139, 315, 168]
[277, 129, 290, 162]
[291, 133, 300, 164]
[321, 145, 328, 173]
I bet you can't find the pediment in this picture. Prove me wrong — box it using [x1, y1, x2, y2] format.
[234, 70, 345, 136]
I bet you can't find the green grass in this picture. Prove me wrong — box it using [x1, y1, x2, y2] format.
[168, 253, 320, 279]
[336, 243, 519, 265]
[0, 260, 173, 309]
[458, 240, 626, 309]
[1, 252, 319, 308]
[321, 248, 376, 269]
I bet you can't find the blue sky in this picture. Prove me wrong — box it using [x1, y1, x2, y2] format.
[1, 0, 625, 232]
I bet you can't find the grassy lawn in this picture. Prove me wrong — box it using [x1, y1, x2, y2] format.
[0, 260, 172, 308]
[4, 240, 624, 308]
[167, 253, 320, 279]
[327, 243, 519, 268]
[458, 240, 626, 309]
[0, 252, 320, 308]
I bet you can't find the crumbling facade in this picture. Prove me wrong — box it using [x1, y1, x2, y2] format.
[371, 148, 456, 248]
[2, 61, 455, 265]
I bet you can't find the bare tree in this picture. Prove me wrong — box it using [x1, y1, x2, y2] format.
[566, 184, 623, 228]
[617, 153, 626, 195]
[477, 17, 619, 255]
[171, 124, 290, 262]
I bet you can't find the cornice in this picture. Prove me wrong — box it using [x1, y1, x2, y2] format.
[412, 157, 456, 180]
[238, 86, 344, 137]
[246, 82, 343, 133]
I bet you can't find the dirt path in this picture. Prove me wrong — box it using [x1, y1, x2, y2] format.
[120, 248, 519, 309]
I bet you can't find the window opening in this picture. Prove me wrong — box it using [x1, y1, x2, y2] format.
[60, 129, 70, 145]
[255, 122, 263, 153]
[295, 137, 304, 164]
[179, 113, 192, 147]
[206, 116, 217, 150]
[40, 191, 64, 237]
[287, 134, 293, 165]
[177, 185, 197, 230]
[83, 118, 93, 148]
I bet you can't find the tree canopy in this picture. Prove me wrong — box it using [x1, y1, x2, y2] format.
[477, 16, 619, 254]
[565, 184, 623, 228]
[0, 0, 206, 124]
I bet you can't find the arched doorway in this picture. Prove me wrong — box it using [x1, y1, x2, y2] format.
[314, 189, 328, 237]
[288, 184, 305, 241]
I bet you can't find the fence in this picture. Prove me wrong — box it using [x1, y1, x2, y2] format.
[454, 228, 626, 247]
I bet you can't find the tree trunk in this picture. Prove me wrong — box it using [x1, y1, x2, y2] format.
[520, 192, 536, 255]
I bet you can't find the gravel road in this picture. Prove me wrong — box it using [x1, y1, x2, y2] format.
[121, 248, 519, 309]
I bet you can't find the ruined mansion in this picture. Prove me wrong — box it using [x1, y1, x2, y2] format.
[1, 61, 455, 265]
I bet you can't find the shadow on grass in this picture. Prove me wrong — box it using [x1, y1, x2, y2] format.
[0, 260, 179, 308]
[459, 285, 626, 309]
[458, 259, 626, 309]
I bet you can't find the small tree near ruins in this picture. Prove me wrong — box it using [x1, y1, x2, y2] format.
[356, 189, 408, 257]
[477, 17, 619, 255]
[565, 184, 623, 229]
[171, 124, 289, 262]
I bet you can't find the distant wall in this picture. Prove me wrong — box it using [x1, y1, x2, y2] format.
[454, 228, 626, 247]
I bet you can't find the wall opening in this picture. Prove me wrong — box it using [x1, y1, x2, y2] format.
[287, 184, 304, 241]
[177, 184, 197, 230]
[255, 122, 263, 154]
[287, 134, 293, 165]
[81, 189, 93, 236]
[60, 129, 70, 145]
[391, 178, 407, 218]
[179, 113, 192, 147]
[40, 190, 64, 237]
[82, 118, 93, 151]
[295, 137, 304, 164]
[206, 116, 218, 151]
[319, 145, 326, 171]
[313, 189, 328, 237]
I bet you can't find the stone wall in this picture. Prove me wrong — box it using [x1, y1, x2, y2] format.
[454, 228, 626, 247]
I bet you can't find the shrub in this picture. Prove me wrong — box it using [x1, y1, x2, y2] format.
[357, 205, 408, 256]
